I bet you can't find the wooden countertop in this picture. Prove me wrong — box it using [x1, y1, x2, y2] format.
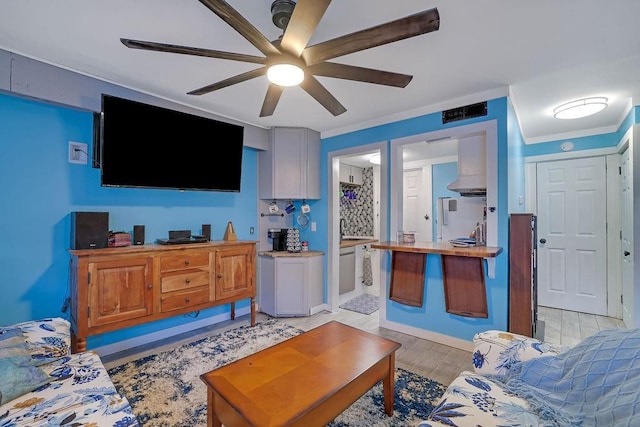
[258, 250, 324, 258]
[69, 240, 258, 256]
[339, 238, 378, 249]
[371, 241, 502, 258]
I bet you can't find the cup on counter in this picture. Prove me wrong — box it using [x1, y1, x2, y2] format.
[396, 231, 404, 242]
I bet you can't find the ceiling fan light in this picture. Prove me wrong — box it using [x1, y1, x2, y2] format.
[267, 63, 304, 87]
[553, 97, 608, 120]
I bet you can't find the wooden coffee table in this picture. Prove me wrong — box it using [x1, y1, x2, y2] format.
[200, 320, 401, 426]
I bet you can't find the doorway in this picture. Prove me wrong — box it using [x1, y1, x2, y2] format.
[536, 156, 608, 315]
[328, 143, 387, 313]
[526, 152, 622, 320]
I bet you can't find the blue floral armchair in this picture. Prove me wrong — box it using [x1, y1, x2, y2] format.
[419, 330, 567, 427]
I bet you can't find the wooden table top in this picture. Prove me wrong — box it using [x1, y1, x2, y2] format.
[200, 321, 401, 426]
[372, 240, 502, 258]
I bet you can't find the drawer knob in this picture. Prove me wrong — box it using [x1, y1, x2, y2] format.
[185, 298, 190, 303]
[217, 274, 223, 279]
[185, 279, 191, 284]
[184, 260, 190, 265]
[147, 285, 153, 289]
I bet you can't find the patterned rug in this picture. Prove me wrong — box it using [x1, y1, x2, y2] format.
[108, 319, 445, 426]
[340, 293, 380, 315]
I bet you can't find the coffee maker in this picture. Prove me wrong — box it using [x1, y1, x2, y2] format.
[268, 228, 287, 251]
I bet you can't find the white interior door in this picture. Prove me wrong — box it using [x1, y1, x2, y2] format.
[403, 168, 432, 241]
[536, 156, 608, 315]
[621, 147, 634, 326]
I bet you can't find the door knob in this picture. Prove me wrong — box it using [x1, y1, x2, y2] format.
[624, 251, 631, 256]
[539, 238, 546, 244]
[424, 214, 430, 220]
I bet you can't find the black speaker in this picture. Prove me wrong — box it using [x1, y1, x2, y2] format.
[202, 224, 211, 241]
[133, 225, 145, 245]
[71, 212, 108, 250]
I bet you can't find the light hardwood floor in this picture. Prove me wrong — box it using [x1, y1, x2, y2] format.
[103, 304, 627, 387]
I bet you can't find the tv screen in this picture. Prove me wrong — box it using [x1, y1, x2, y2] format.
[100, 94, 244, 192]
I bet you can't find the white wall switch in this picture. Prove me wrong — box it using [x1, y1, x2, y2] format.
[311, 222, 317, 231]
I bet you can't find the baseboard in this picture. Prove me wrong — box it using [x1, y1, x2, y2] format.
[93, 306, 252, 357]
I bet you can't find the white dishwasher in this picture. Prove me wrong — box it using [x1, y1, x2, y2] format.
[339, 246, 356, 294]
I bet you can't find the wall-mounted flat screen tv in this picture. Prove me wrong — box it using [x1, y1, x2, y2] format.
[100, 94, 244, 192]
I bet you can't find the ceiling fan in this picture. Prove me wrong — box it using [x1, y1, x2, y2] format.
[120, 0, 440, 117]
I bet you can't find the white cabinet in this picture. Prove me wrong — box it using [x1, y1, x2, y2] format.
[258, 127, 321, 200]
[259, 254, 323, 317]
[339, 164, 363, 186]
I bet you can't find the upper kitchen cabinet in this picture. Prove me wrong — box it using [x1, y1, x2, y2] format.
[339, 164, 363, 186]
[259, 127, 321, 200]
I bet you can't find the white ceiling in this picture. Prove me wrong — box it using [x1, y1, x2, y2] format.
[1, 1, 639, 142]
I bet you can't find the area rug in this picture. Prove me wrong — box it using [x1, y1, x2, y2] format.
[340, 293, 380, 315]
[108, 319, 445, 426]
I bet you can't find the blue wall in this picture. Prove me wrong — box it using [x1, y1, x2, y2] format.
[319, 98, 511, 342]
[0, 92, 259, 349]
[507, 97, 526, 212]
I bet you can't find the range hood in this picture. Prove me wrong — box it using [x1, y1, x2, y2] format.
[447, 134, 487, 197]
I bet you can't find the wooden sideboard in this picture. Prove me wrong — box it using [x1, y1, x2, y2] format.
[69, 241, 257, 352]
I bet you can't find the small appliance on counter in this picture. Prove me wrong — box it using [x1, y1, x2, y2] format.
[268, 228, 287, 251]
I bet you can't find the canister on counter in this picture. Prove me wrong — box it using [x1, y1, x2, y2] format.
[301, 241, 309, 252]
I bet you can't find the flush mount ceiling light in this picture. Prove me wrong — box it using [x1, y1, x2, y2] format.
[553, 97, 608, 120]
[369, 154, 381, 165]
[267, 63, 304, 87]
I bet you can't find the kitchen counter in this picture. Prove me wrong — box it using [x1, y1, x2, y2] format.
[372, 240, 502, 318]
[258, 250, 324, 258]
[339, 238, 378, 249]
[371, 241, 502, 257]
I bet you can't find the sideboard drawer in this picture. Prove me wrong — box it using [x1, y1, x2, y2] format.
[160, 253, 209, 271]
[161, 288, 209, 312]
[161, 270, 210, 293]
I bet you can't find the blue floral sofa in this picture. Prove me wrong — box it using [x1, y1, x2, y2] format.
[0, 317, 138, 426]
[419, 330, 567, 427]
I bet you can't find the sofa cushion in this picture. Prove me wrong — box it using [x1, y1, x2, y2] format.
[12, 318, 71, 365]
[472, 330, 566, 376]
[419, 371, 538, 426]
[0, 351, 138, 426]
[0, 328, 52, 405]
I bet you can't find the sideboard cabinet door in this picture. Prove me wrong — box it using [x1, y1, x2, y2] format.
[215, 245, 255, 300]
[88, 257, 154, 328]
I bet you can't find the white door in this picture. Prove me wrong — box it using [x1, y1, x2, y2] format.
[536, 156, 608, 315]
[403, 168, 432, 241]
[621, 147, 633, 326]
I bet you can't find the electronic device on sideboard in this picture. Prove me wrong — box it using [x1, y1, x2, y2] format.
[99, 94, 244, 192]
[70, 211, 109, 250]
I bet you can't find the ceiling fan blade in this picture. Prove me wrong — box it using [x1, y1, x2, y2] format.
[198, 0, 280, 57]
[300, 75, 346, 116]
[279, 0, 331, 57]
[120, 38, 267, 64]
[303, 7, 440, 65]
[188, 67, 267, 95]
[260, 84, 284, 117]
[308, 62, 412, 88]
